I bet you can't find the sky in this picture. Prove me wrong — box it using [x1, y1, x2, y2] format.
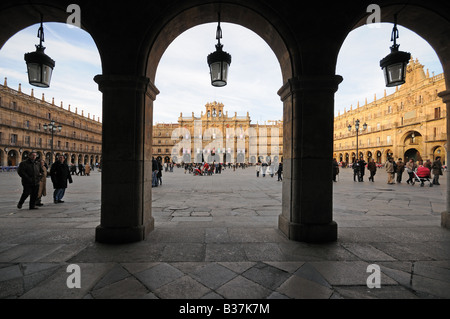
[0, 21, 443, 124]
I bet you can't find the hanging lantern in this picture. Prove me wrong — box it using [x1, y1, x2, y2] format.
[207, 13, 232, 87]
[380, 14, 410, 87]
[24, 17, 55, 88]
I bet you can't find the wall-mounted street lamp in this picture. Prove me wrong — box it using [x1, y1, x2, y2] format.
[24, 16, 55, 88]
[207, 13, 232, 87]
[380, 14, 411, 87]
[43, 120, 62, 165]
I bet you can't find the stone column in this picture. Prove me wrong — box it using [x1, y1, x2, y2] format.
[438, 89, 450, 228]
[278, 75, 342, 242]
[94, 74, 159, 243]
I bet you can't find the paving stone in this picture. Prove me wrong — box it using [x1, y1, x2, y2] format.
[334, 286, 419, 299]
[91, 276, 149, 299]
[93, 263, 131, 290]
[294, 262, 332, 288]
[242, 262, 291, 290]
[205, 244, 247, 262]
[154, 275, 210, 299]
[135, 263, 184, 290]
[216, 275, 271, 299]
[190, 263, 237, 290]
[277, 275, 333, 299]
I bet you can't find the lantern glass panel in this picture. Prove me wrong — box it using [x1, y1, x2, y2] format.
[387, 63, 403, 82]
[42, 65, 53, 87]
[27, 63, 42, 84]
[210, 62, 221, 82]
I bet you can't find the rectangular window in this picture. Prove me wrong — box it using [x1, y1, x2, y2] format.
[11, 134, 18, 145]
[435, 107, 441, 119]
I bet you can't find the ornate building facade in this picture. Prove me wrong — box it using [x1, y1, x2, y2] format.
[333, 58, 446, 165]
[0, 78, 102, 167]
[153, 101, 283, 164]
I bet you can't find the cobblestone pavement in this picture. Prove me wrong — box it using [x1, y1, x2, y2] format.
[0, 166, 449, 301]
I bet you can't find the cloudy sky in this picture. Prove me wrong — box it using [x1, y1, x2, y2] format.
[0, 21, 443, 124]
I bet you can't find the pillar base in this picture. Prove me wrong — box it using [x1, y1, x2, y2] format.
[279, 215, 337, 243]
[442, 211, 450, 229]
[95, 218, 154, 244]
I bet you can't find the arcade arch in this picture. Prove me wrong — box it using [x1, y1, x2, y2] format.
[1, 1, 449, 244]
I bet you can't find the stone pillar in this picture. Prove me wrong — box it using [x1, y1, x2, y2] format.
[94, 74, 159, 243]
[278, 75, 342, 242]
[438, 89, 450, 229]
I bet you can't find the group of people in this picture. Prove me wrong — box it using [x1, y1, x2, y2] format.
[69, 162, 92, 176]
[255, 162, 283, 181]
[17, 152, 73, 210]
[333, 156, 444, 186]
[385, 156, 444, 186]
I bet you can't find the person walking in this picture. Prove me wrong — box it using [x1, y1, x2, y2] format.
[77, 163, 84, 176]
[50, 155, 73, 203]
[152, 157, 158, 187]
[332, 158, 339, 182]
[405, 159, 417, 185]
[357, 157, 367, 182]
[432, 156, 443, 185]
[256, 162, 261, 177]
[157, 158, 163, 185]
[35, 159, 48, 206]
[367, 159, 377, 182]
[84, 163, 91, 176]
[385, 157, 395, 184]
[277, 162, 283, 181]
[262, 162, 267, 177]
[17, 152, 43, 210]
[396, 158, 405, 183]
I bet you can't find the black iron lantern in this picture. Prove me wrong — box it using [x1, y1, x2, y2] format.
[380, 14, 410, 87]
[24, 18, 55, 88]
[207, 13, 232, 87]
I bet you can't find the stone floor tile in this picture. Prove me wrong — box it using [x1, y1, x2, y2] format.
[218, 261, 256, 274]
[216, 275, 271, 299]
[91, 276, 149, 299]
[205, 243, 247, 262]
[294, 262, 332, 288]
[277, 275, 333, 299]
[190, 263, 237, 290]
[134, 263, 184, 291]
[160, 243, 205, 262]
[243, 243, 287, 261]
[341, 243, 397, 261]
[154, 275, 210, 299]
[93, 263, 131, 290]
[334, 286, 419, 299]
[241, 262, 291, 290]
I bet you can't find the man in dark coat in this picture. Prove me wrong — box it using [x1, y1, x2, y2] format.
[357, 157, 367, 182]
[50, 155, 73, 203]
[17, 152, 43, 209]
